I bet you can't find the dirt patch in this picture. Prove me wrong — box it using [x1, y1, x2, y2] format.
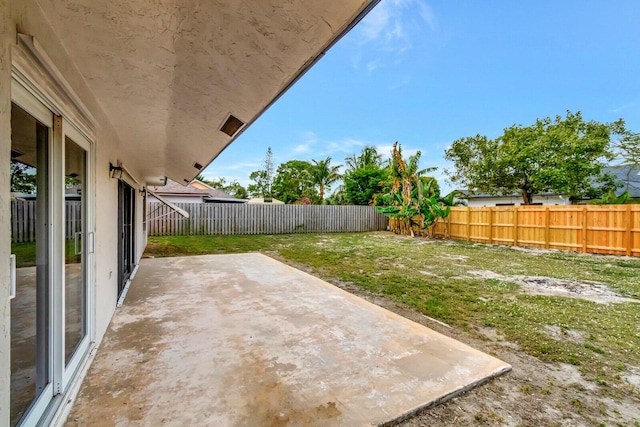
[509, 246, 557, 255]
[437, 254, 469, 262]
[543, 325, 587, 344]
[469, 270, 638, 304]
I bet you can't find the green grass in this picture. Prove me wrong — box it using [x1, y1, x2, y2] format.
[11, 242, 37, 268]
[12, 240, 83, 268]
[145, 232, 640, 397]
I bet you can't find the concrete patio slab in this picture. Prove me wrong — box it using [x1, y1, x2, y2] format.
[66, 253, 510, 426]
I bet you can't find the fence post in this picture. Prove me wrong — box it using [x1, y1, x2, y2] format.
[487, 207, 493, 244]
[582, 206, 588, 253]
[513, 206, 519, 246]
[626, 204, 632, 256]
[447, 211, 452, 239]
[544, 207, 550, 249]
[466, 207, 471, 241]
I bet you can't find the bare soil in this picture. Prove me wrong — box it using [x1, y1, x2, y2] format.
[466, 270, 639, 305]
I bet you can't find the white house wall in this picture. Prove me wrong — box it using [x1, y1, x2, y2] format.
[1, 1, 146, 424]
[1, 0, 12, 423]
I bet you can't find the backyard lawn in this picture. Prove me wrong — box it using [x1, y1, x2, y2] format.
[145, 232, 640, 426]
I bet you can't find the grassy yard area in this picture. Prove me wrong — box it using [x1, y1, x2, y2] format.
[145, 232, 640, 425]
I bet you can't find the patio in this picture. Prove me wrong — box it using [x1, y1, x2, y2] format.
[65, 253, 510, 426]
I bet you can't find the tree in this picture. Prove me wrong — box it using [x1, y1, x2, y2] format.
[344, 145, 384, 172]
[344, 167, 389, 205]
[310, 156, 341, 202]
[247, 147, 275, 197]
[611, 126, 640, 165]
[196, 175, 248, 199]
[445, 111, 620, 204]
[224, 180, 248, 199]
[271, 160, 318, 204]
[342, 146, 389, 205]
[10, 161, 36, 193]
[326, 186, 349, 205]
[197, 175, 226, 188]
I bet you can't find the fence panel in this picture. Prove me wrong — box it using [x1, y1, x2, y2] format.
[147, 203, 388, 236]
[11, 200, 82, 243]
[437, 205, 640, 257]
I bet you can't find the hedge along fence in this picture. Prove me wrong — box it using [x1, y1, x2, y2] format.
[432, 205, 640, 257]
[147, 202, 388, 236]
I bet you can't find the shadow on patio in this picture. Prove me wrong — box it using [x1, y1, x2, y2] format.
[66, 253, 510, 426]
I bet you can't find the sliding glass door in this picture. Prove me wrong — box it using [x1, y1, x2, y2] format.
[118, 181, 136, 299]
[64, 136, 88, 365]
[63, 129, 92, 378]
[10, 102, 52, 427]
[10, 79, 93, 426]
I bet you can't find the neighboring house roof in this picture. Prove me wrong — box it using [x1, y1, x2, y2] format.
[190, 179, 237, 199]
[603, 164, 640, 197]
[247, 197, 285, 205]
[149, 178, 241, 201]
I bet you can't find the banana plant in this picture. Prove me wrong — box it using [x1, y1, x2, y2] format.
[378, 169, 461, 237]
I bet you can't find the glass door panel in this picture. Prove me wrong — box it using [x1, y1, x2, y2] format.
[64, 137, 87, 364]
[10, 103, 50, 426]
[117, 181, 135, 299]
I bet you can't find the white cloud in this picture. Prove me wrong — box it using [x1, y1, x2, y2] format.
[209, 161, 260, 171]
[611, 100, 638, 114]
[417, 1, 436, 31]
[357, 0, 436, 49]
[323, 138, 366, 155]
[366, 59, 381, 72]
[359, 1, 392, 41]
[293, 144, 311, 154]
[388, 75, 411, 89]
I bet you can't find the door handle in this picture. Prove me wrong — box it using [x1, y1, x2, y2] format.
[88, 231, 95, 254]
[74, 231, 83, 255]
[10, 254, 16, 299]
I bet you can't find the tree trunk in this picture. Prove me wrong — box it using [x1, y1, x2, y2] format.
[521, 190, 533, 205]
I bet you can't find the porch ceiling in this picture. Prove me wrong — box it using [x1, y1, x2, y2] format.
[33, 0, 377, 185]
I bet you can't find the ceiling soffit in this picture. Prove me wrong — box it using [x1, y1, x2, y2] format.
[32, 0, 379, 184]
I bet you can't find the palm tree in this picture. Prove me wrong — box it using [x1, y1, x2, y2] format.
[310, 156, 342, 203]
[345, 145, 383, 172]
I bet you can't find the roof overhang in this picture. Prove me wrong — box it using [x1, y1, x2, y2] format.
[147, 190, 190, 218]
[33, 0, 380, 184]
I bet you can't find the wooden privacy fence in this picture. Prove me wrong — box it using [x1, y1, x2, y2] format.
[147, 202, 388, 236]
[11, 200, 82, 243]
[432, 205, 640, 257]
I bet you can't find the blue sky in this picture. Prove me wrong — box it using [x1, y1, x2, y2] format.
[203, 0, 640, 195]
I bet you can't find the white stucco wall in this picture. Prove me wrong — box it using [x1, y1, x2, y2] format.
[1, 1, 149, 425]
[1, 0, 12, 423]
[466, 195, 572, 207]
